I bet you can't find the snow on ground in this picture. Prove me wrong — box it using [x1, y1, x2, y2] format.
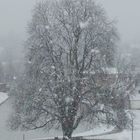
[73, 125, 113, 137]
[83, 110, 140, 140]
[1, 88, 138, 140]
[33, 110, 140, 140]
[0, 98, 62, 140]
[0, 92, 8, 104]
[84, 131, 131, 140]
[28, 92, 140, 140]
[31, 124, 114, 140]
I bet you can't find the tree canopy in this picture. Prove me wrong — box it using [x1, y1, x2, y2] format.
[9, 0, 135, 139]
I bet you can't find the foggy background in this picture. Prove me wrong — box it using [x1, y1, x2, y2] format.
[0, 0, 139, 85]
[0, 0, 139, 83]
[0, 0, 140, 140]
[0, 0, 140, 46]
[0, 0, 140, 43]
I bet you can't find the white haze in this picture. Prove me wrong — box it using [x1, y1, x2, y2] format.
[0, 0, 140, 140]
[0, 0, 140, 43]
[0, 0, 139, 85]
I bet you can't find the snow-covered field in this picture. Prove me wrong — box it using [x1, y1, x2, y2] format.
[82, 110, 140, 140]
[0, 98, 61, 140]
[33, 111, 140, 140]
[73, 125, 113, 137]
[1, 92, 140, 140]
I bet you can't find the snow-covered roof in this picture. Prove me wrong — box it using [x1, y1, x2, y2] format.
[130, 94, 140, 101]
[0, 92, 8, 105]
[83, 67, 118, 75]
[130, 87, 140, 101]
[135, 68, 140, 74]
[104, 67, 118, 74]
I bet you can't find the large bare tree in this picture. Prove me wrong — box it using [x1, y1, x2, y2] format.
[9, 0, 135, 139]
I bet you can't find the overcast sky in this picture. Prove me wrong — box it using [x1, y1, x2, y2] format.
[0, 0, 140, 44]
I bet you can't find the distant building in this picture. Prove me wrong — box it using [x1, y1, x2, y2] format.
[0, 83, 8, 92]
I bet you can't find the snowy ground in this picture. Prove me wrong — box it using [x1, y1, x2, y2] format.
[1, 91, 140, 140]
[33, 111, 140, 140]
[73, 125, 113, 137]
[82, 110, 140, 140]
[0, 98, 62, 140]
[0, 92, 8, 104]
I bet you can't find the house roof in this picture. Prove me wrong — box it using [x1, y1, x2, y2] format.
[0, 92, 8, 105]
[130, 86, 140, 101]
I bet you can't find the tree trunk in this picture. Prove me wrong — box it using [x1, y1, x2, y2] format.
[62, 129, 73, 140]
[62, 118, 74, 140]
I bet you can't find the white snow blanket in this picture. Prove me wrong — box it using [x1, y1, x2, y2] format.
[83, 111, 140, 140]
[73, 125, 113, 137]
[0, 92, 8, 104]
[34, 111, 140, 140]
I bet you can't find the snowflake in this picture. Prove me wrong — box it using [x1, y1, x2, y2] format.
[13, 76, 17, 80]
[39, 88, 42, 92]
[100, 104, 104, 110]
[91, 49, 100, 54]
[73, 87, 76, 91]
[65, 97, 73, 103]
[51, 65, 55, 69]
[79, 18, 91, 29]
[28, 60, 32, 64]
[45, 25, 50, 29]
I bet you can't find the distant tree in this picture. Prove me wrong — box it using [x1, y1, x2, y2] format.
[9, 0, 135, 139]
[110, 57, 136, 130]
[0, 62, 4, 83]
